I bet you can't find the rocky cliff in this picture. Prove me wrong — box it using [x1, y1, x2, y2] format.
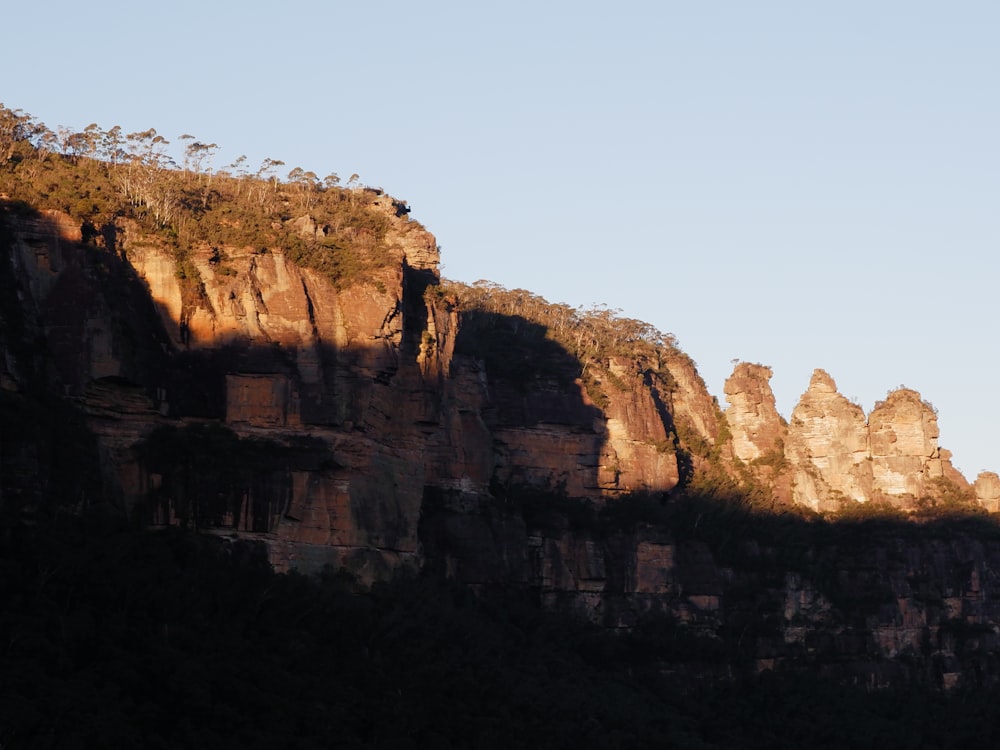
[4, 182, 1000, 690]
[0, 197, 720, 576]
[722, 364, 983, 512]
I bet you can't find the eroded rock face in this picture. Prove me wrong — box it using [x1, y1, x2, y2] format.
[780, 371, 970, 511]
[424, 501, 1000, 690]
[723, 362, 786, 463]
[785, 370, 872, 511]
[976, 472, 1000, 513]
[6, 200, 1000, 691]
[1, 203, 719, 577]
[869, 389, 945, 500]
[598, 357, 679, 493]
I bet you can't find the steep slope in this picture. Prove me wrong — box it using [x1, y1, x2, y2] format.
[4, 130, 1000, 690]
[1, 192, 730, 579]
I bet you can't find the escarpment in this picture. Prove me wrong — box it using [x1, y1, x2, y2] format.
[0, 198, 725, 576]
[3, 178, 1000, 690]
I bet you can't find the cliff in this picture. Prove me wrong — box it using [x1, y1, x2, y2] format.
[0, 197, 720, 576]
[3, 155, 1000, 691]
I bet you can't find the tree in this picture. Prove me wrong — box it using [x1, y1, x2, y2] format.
[0, 103, 35, 162]
[254, 158, 285, 206]
[100, 125, 125, 165]
[120, 128, 176, 225]
[182, 137, 218, 180]
[227, 154, 248, 177]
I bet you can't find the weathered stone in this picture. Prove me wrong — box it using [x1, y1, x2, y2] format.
[869, 388, 942, 500]
[785, 369, 872, 511]
[976, 471, 1000, 512]
[724, 362, 786, 463]
[7, 198, 1000, 691]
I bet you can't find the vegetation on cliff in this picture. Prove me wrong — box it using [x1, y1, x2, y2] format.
[0, 103, 406, 290]
[6, 100, 1000, 747]
[438, 279, 734, 491]
[441, 279, 683, 392]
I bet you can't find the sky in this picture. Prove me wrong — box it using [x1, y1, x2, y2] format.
[3, 1, 998, 478]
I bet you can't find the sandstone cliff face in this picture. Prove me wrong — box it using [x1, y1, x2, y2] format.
[868, 389, 946, 499]
[785, 370, 874, 511]
[423, 500, 1000, 691]
[597, 356, 680, 493]
[0, 202, 718, 579]
[7, 197, 1000, 690]
[721, 362, 792, 502]
[723, 362, 785, 464]
[4, 204, 989, 548]
[975, 472, 1000, 513]
[721, 366, 976, 512]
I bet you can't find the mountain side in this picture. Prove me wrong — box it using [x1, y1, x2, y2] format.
[1, 191, 728, 579]
[3, 109, 1000, 690]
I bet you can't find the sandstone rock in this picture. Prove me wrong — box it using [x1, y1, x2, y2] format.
[869, 388, 944, 501]
[286, 214, 321, 239]
[10, 195, 1000, 690]
[226, 373, 301, 427]
[778, 374, 971, 511]
[976, 471, 1000, 512]
[600, 357, 679, 493]
[785, 369, 872, 511]
[723, 362, 786, 463]
[661, 349, 721, 452]
[124, 240, 186, 344]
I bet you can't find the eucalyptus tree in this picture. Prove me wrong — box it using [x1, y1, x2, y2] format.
[100, 125, 125, 165]
[288, 166, 320, 210]
[120, 128, 177, 225]
[254, 157, 285, 208]
[180, 136, 218, 181]
[0, 103, 37, 162]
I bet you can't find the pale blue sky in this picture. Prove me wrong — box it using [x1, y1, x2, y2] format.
[3, 1, 998, 478]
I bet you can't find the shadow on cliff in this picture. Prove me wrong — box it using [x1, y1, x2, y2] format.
[0, 201, 175, 396]
[5, 205, 995, 540]
[1, 203, 612, 559]
[18, 205, 1000, 546]
[452, 307, 607, 487]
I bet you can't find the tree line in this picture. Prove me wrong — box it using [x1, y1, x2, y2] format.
[0, 103, 399, 289]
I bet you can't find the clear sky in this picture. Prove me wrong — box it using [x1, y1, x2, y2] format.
[3, 1, 998, 478]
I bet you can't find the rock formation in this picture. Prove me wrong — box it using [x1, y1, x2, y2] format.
[976, 472, 1000, 513]
[721, 366, 978, 512]
[868, 388, 953, 501]
[1, 200, 721, 577]
[723, 362, 784, 464]
[5, 188, 1000, 690]
[785, 369, 874, 511]
[4, 201, 994, 551]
